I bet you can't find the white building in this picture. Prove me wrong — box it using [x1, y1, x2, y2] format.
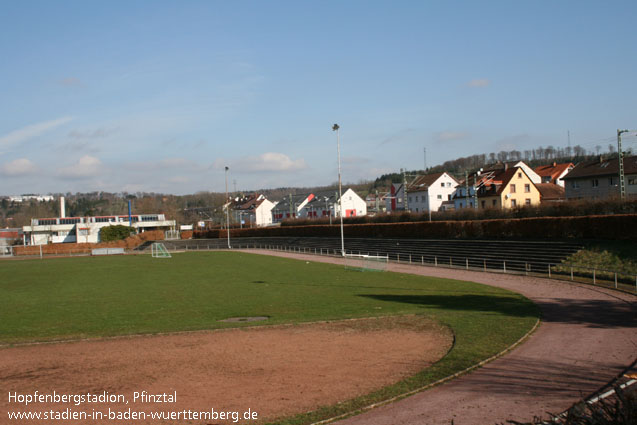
[405, 172, 459, 213]
[230, 194, 275, 227]
[23, 214, 176, 245]
[299, 188, 367, 219]
[9, 194, 54, 203]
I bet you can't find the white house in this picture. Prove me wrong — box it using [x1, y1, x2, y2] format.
[230, 194, 275, 227]
[299, 188, 367, 219]
[405, 172, 459, 213]
[271, 193, 315, 223]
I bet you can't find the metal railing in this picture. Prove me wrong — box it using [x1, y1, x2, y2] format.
[4, 242, 635, 294]
[219, 243, 637, 295]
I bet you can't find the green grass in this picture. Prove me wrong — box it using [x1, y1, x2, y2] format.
[0, 251, 539, 424]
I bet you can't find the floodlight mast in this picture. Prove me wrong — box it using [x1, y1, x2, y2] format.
[225, 166, 231, 249]
[333, 123, 345, 256]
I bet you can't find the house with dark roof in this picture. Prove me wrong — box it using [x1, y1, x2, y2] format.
[534, 162, 574, 187]
[536, 183, 566, 202]
[271, 193, 313, 223]
[562, 155, 637, 200]
[229, 193, 275, 227]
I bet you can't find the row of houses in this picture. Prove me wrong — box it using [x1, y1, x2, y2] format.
[227, 188, 368, 227]
[386, 155, 636, 213]
[12, 155, 637, 246]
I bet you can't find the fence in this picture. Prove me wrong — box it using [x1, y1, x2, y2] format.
[173, 242, 637, 294]
[3, 241, 635, 294]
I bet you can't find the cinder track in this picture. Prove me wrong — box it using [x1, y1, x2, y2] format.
[245, 249, 637, 425]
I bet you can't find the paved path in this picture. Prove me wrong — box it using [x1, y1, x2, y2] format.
[245, 249, 637, 425]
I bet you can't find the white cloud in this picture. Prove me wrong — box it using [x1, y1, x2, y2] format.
[467, 79, 491, 88]
[0, 117, 74, 148]
[435, 131, 469, 142]
[218, 152, 308, 173]
[58, 155, 104, 179]
[0, 158, 38, 176]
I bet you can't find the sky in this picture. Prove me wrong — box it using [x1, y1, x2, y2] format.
[1, 1, 637, 195]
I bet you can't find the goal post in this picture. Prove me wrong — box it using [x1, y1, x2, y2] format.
[344, 253, 388, 272]
[151, 242, 172, 258]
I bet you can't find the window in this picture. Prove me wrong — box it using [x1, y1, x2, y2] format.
[408, 196, 412, 203]
[510, 184, 516, 193]
[437, 194, 442, 199]
[492, 199, 497, 206]
[572, 181, 580, 189]
[525, 199, 531, 205]
[441, 182, 445, 187]
[511, 199, 517, 207]
[592, 179, 599, 187]
[524, 184, 530, 193]
[629, 178, 636, 185]
[481, 201, 486, 208]
[518, 172, 522, 178]
[609, 177, 615, 186]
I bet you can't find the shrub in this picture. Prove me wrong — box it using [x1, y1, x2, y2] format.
[100, 225, 135, 242]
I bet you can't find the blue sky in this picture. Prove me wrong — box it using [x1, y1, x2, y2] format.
[1, 1, 636, 195]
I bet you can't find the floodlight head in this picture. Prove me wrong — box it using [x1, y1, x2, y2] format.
[332, 124, 340, 131]
[225, 166, 229, 171]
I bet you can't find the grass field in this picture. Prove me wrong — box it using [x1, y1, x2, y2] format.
[0, 251, 539, 424]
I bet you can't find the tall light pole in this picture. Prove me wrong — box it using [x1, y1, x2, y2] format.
[225, 166, 231, 249]
[333, 123, 345, 256]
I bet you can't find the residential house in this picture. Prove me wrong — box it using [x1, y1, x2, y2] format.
[386, 182, 406, 212]
[536, 183, 566, 203]
[453, 165, 541, 209]
[229, 194, 275, 227]
[562, 155, 637, 200]
[298, 189, 367, 219]
[534, 162, 575, 187]
[271, 193, 314, 223]
[405, 172, 459, 213]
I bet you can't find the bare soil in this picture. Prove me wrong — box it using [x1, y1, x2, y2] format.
[1, 315, 452, 425]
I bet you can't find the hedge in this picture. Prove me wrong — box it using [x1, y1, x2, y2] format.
[194, 214, 637, 241]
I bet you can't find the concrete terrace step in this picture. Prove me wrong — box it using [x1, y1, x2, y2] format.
[159, 237, 583, 270]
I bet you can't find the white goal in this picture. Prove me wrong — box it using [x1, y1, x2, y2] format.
[344, 253, 389, 272]
[151, 242, 172, 258]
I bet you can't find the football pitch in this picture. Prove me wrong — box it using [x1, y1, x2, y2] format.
[1, 251, 539, 423]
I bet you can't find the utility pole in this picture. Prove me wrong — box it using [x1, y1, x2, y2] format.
[403, 169, 409, 212]
[617, 129, 630, 201]
[423, 147, 427, 171]
[464, 170, 469, 208]
[333, 124, 345, 256]
[224, 166, 231, 249]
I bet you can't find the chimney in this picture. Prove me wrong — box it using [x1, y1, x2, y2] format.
[60, 197, 66, 218]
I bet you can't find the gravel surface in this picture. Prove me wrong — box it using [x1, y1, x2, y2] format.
[246, 249, 637, 425]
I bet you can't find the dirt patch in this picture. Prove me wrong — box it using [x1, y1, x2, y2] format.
[1, 316, 452, 424]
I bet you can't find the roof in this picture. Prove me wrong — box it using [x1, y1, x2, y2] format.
[406, 172, 458, 192]
[562, 155, 637, 180]
[536, 183, 565, 200]
[231, 194, 268, 211]
[272, 193, 313, 211]
[534, 163, 574, 180]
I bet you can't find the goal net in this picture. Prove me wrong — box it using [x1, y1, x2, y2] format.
[344, 253, 389, 272]
[151, 242, 172, 258]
